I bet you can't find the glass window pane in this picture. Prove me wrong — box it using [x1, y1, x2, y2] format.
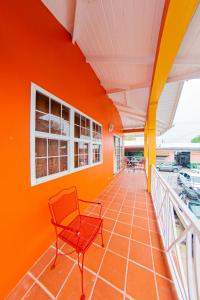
[84, 154, 88, 165]
[92, 122, 102, 141]
[60, 156, 68, 172]
[79, 155, 85, 167]
[80, 127, 86, 138]
[75, 113, 80, 125]
[93, 144, 101, 163]
[86, 118, 90, 129]
[36, 158, 47, 178]
[48, 157, 59, 174]
[74, 125, 80, 138]
[61, 106, 70, 136]
[36, 111, 49, 133]
[86, 129, 90, 138]
[36, 92, 49, 113]
[84, 143, 88, 154]
[74, 155, 78, 168]
[50, 115, 61, 134]
[74, 142, 78, 155]
[81, 116, 86, 127]
[59, 141, 68, 156]
[48, 139, 58, 156]
[62, 106, 69, 121]
[35, 138, 47, 157]
[61, 120, 69, 136]
[51, 99, 61, 117]
[79, 142, 84, 155]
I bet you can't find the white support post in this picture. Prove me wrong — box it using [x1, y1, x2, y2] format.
[69, 109, 74, 171]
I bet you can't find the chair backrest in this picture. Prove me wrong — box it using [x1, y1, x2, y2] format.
[48, 186, 79, 224]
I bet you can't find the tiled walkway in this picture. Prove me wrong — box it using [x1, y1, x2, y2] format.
[7, 170, 177, 300]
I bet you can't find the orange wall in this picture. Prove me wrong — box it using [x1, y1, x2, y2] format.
[0, 1, 122, 297]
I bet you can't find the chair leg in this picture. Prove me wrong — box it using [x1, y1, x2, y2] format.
[100, 221, 104, 248]
[51, 238, 58, 269]
[78, 253, 85, 300]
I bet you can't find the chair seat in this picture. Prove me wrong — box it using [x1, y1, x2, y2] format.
[58, 215, 103, 253]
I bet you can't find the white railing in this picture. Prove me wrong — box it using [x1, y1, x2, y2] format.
[151, 166, 200, 300]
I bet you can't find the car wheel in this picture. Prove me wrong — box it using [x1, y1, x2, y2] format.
[157, 168, 160, 171]
[173, 168, 178, 173]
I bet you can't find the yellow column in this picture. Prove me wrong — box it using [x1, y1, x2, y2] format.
[147, 129, 156, 192]
[146, 0, 198, 192]
[146, 102, 157, 192]
[144, 125, 148, 173]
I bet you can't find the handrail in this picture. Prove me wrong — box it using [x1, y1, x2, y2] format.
[151, 165, 200, 300]
[152, 167, 200, 231]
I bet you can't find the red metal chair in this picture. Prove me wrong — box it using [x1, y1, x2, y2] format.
[48, 186, 104, 300]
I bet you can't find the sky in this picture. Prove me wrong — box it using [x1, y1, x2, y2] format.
[157, 79, 200, 143]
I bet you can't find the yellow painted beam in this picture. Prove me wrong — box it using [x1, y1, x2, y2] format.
[144, 125, 148, 172]
[146, 0, 199, 192]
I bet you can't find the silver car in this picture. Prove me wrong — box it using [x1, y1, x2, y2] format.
[156, 163, 182, 172]
[178, 172, 200, 189]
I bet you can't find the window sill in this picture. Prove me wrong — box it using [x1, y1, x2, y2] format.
[31, 160, 103, 186]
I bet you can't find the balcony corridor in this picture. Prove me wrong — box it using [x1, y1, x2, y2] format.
[7, 170, 177, 300]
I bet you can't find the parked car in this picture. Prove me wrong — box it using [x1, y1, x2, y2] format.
[177, 172, 200, 189]
[156, 163, 182, 172]
[177, 172, 189, 186]
[190, 169, 200, 175]
[179, 190, 200, 219]
[188, 202, 200, 220]
[181, 185, 200, 201]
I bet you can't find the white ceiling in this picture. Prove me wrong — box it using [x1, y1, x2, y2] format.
[168, 4, 200, 83]
[41, 0, 200, 134]
[156, 82, 184, 134]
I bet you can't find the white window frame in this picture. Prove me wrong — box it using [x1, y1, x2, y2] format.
[113, 134, 123, 174]
[30, 83, 103, 186]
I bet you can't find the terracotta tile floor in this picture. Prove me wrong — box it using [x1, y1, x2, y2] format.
[7, 170, 178, 300]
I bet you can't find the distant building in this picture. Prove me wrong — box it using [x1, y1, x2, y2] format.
[125, 142, 200, 168]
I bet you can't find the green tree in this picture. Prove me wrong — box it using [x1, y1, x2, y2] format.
[191, 136, 200, 143]
[124, 136, 136, 141]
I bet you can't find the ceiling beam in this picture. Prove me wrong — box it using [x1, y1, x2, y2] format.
[107, 85, 150, 94]
[167, 69, 200, 82]
[107, 87, 150, 104]
[86, 56, 154, 65]
[112, 101, 145, 118]
[156, 118, 168, 127]
[174, 57, 200, 66]
[104, 82, 150, 91]
[72, 0, 80, 44]
[125, 90, 129, 106]
[120, 110, 145, 123]
[115, 103, 146, 121]
[123, 128, 144, 134]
